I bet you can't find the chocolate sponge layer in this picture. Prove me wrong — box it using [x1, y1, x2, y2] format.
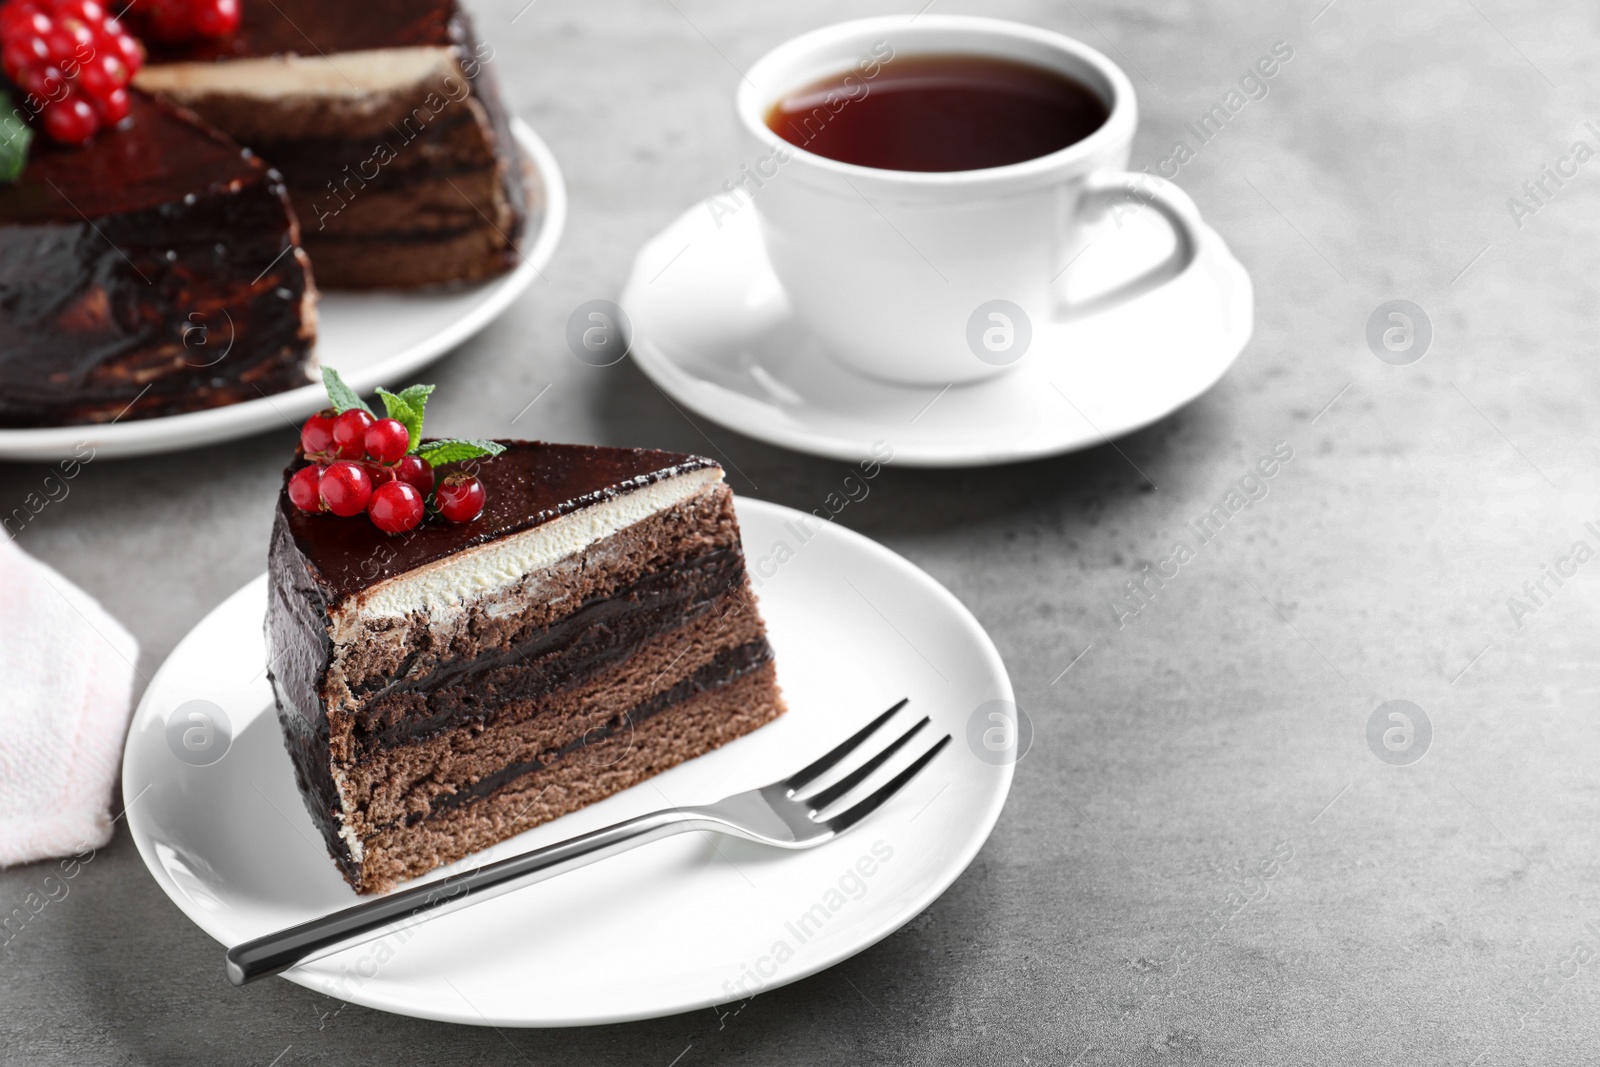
[341, 580, 771, 836]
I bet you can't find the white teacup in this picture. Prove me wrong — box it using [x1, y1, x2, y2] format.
[736, 16, 1203, 386]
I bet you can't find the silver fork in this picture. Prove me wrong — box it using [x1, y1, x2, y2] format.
[226, 699, 949, 985]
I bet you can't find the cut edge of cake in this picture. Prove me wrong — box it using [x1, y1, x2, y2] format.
[134, 3, 529, 289]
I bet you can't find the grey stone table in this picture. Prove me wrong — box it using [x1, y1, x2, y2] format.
[3, 0, 1597, 1062]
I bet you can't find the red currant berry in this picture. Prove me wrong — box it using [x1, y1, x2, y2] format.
[123, 0, 236, 40]
[394, 454, 433, 496]
[330, 408, 374, 460]
[364, 462, 398, 487]
[2, 36, 46, 80]
[91, 84, 127, 124]
[41, 95, 95, 143]
[318, 460, 372, 518]
[0, 8, 48, 40]
[286, 465, 323, 513]
[364, 418, 410, 466]
[367, 481, 425, 534]
[109, 27, 139, 72]
[189, 0, 239, 37]
[299, 408, 336, 458]
[436, 473, 486, 524]
[47, 18, 92, 60]
[18, 64, 64, 101]
[58, 1, 104, 23]
[142, 0, 189, 39]
[77, 50, 124, 97]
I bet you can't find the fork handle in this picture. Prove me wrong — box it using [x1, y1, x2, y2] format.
[226, 807, 715, 985]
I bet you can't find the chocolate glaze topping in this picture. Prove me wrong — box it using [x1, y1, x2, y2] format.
[0, 90, 265, 224]
[0, 90, 315, 427]
[277, 440, 720, 607]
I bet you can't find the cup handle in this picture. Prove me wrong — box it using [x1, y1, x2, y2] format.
[1054, 170, 1204, 321]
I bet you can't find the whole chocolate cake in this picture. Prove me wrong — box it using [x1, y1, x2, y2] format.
[266, 440, 786, 894]
[0, 90, 316, 428]
[135, 0, 527, 288]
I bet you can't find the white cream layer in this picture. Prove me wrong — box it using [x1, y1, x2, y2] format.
[134, 46, 458, 100]
[337, 466, 724, 627]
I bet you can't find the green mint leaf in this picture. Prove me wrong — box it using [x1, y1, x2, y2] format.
[375, 388, 421, 447]
[396, 383, 435, 412]
[321, 367, 373, 415]
[0, 94, 31, 185]
[395, 384, 435, 451]
[415, 439, 506, 467]
[374, 388, 414, 423]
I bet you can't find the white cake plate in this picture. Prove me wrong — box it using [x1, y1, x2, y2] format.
[0, 120, 566, 462]
[121, 498, 1016, 1027]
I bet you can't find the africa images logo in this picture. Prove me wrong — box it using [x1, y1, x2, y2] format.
[165, 699, 232, 767]
[1365, 700, 1431, 766]
[966, 300, 1032, 366]
[1366, 300, 1431, 366]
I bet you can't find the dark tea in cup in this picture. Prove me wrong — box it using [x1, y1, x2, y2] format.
[764, 53, 1109, 172]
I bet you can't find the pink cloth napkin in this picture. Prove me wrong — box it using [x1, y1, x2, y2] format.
[0, 538, 138, 867]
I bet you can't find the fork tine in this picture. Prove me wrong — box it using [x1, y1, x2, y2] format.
[801, 716, 930, 812]
[823, 734, 951, 833]
[784, 698, 908, 791]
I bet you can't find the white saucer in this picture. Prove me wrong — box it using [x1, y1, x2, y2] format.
[621, 197, 1252, 467]
[0, 121, 567, 463]
[121, 498, 1014, 1027]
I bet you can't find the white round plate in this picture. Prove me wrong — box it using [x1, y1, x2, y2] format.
[620, 198, 1252, 467]
[0, 120, 566, 463]
[122, 498, 1015, 1027]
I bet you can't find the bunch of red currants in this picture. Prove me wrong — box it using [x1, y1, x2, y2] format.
[288, 409, 487, 534]
[0, 0, 242, 144]
[0, 0, 142, 143]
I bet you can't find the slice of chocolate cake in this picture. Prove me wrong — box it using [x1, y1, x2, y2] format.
[0, 90, 317, 428]
[267, 441, 785, 894]
[134, 0, 527, 289]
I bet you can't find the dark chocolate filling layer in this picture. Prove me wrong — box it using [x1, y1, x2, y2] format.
[351, 545, 746, 752]
[408, 638, 774, 825]
[309, 222, 511, 246]
[255, 111, 483, 193]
